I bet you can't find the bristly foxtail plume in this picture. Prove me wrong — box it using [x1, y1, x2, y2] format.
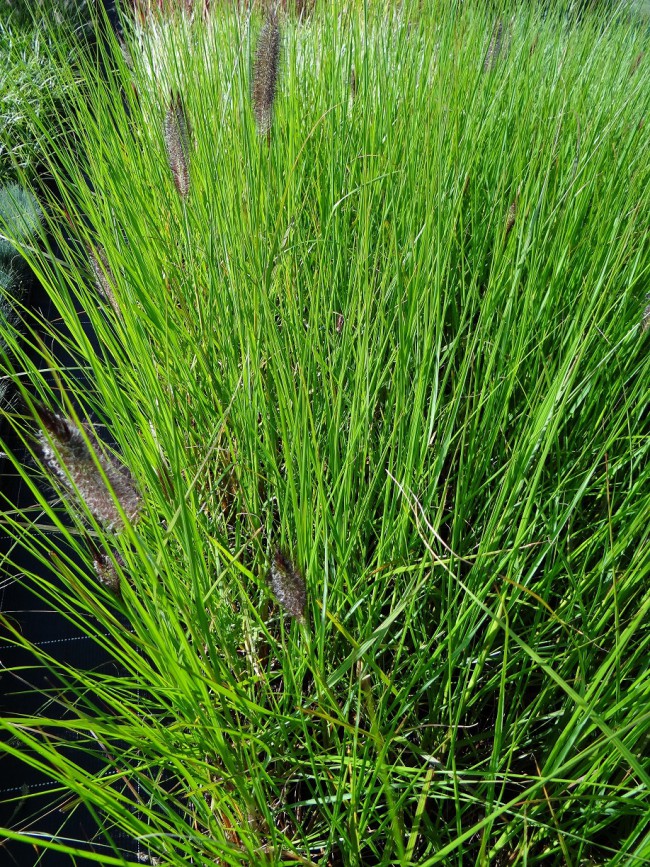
[86, 534, 126, 598]
[94, 552, 122, 596]
[164, 92, 192, 199]
[505, 189, 519, 239]
[87, 244, 121, 316]
[34, 403, 140, 533]
[483, 18, 504, 73]
[269, 549, 306, 620]
[252, 7, 281, 138]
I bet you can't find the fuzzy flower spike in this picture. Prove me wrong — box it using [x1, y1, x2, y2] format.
[164, 91, 192, 199]
[86, 534, 126, 598]
[87, 244, 121, 316]
[252, 7, 281, 137]
[269, 549, 306, 620]
[35, 403, 140, 533]
[483, 18, 505, 73]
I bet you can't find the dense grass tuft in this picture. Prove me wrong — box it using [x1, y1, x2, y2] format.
[1, 1, 649, 864]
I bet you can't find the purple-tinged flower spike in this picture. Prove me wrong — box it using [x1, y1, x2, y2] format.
[350, 65, 357, 102]
[269, 549, 306, 620]
[88, 244, 121, 316]
[505, 198, 517, 239]
[164, 92, 192, 199]
[92, 551, 125, 597]
[483, 18, 505, 73]
[35, 404, 140, 533]
[85, 534, 126, 598]
[252, 9, 281, 138]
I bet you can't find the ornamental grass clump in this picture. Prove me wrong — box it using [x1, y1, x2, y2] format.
[163, 91, 192, 198]
[252, 8, 281, 137]
[35, 403, 140, 533]
[1, 3, 650, 864]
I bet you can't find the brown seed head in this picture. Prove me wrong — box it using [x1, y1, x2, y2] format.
[483, 18, 505, 73]
[252, 10, 281, 137]
[269, 549, 306, 619]
[35, 404, 140, 532]
[92, 551, 124, 597]
[164, 92, 192, 198]
[88, 245, 121, 316]
[350, 66, 357, 101]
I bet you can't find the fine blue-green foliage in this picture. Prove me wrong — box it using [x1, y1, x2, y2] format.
[0, 13, 77, 181]
[0, 1, 649, 865]
[0, 182, 42, 260]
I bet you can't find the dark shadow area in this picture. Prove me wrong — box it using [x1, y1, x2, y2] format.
[0, 256, 141, 863]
